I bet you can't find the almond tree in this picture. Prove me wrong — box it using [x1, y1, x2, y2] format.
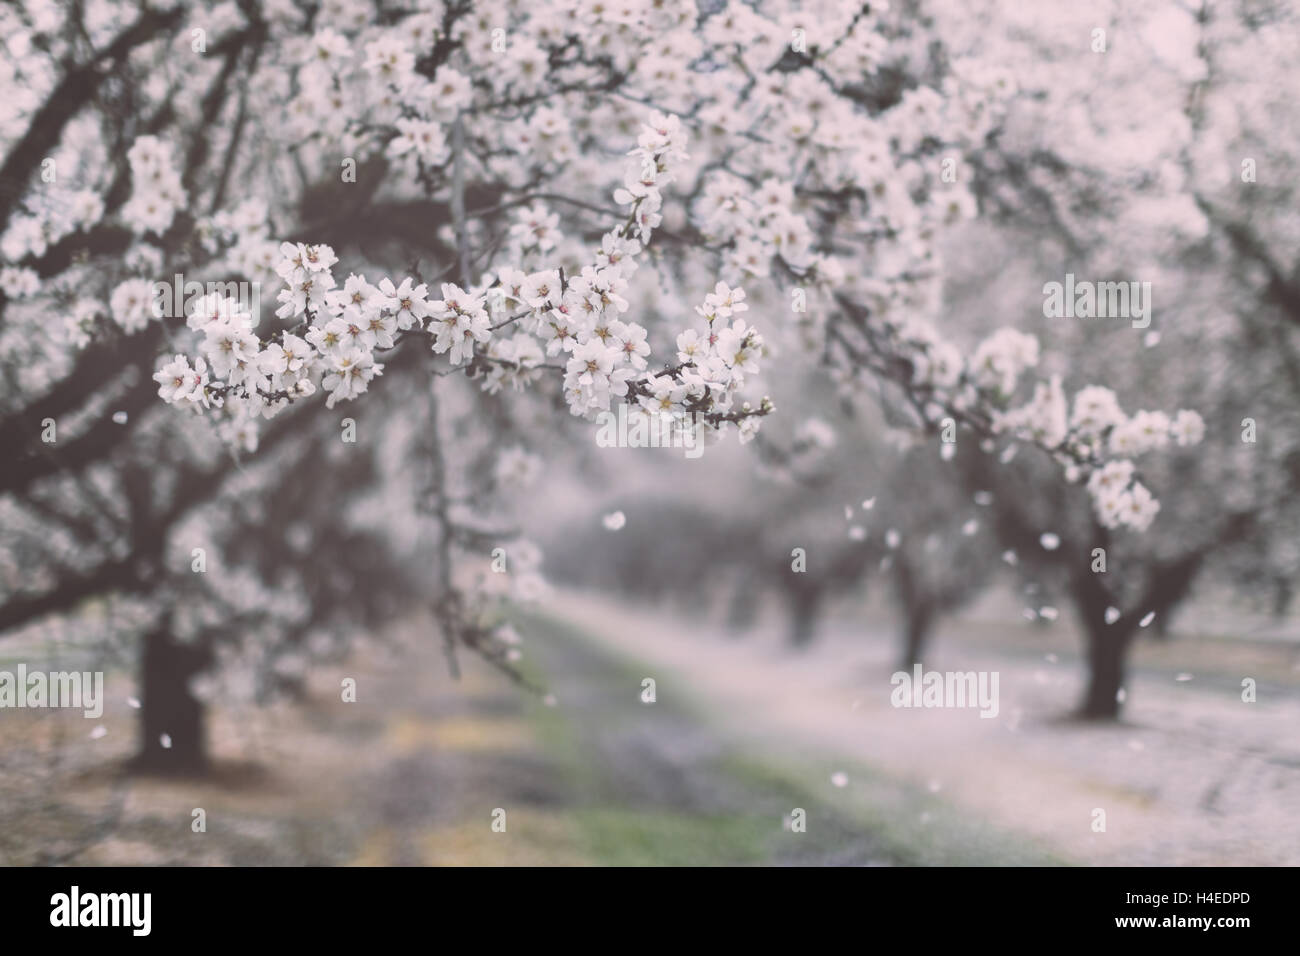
[917, 0, 1300, 717]
[0, 0, 1205, 769]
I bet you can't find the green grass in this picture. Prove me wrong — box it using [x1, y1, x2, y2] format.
[515, 607, 1069, 866]
[573, 809, 773, 866]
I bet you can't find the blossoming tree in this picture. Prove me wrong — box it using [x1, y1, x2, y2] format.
[916, 0, 1300, 716]
[0, 0, 1212, 770]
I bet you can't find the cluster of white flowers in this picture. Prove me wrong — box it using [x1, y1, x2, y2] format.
[1086, 460, 1160, 532]
[121, 136, 186, 235]
[198, 198, 283, 289]
[284, 12, 474, 147]
[1063, 393, 1204, 531]
[109, 278, 160, 334]
[970, 330, 1041, 397]
[0, 183, 102, 263]
[153, 114, 770, 450]
[855, 316, 1205, 531]
[990, 377, 1204, 531]
[0, 265, 39, 299]
[996, 376, 1070, 452]
[487, 118, 769, 434]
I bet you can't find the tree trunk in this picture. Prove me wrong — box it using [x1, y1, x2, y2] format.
[901, 601, 933, 670]
[725, 573, 761, 634]
[1080, 622, 1129, 718]
[786, 586, 822, 648]
[1083, 548, 1209, 711]
[134, 629, 211, 774]
[893, 556, 934, 669]
[1078, 610, 1142, 720]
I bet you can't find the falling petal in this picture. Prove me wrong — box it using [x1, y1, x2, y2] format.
[848, 525, 866, 541]
[112, 411, 128, 425]
[861, 497, 876, 510]
[127, 697, 141, 709]
[962, 519, 978, 536]
[1039, 606, 1058, 621]
[973, 491, 993, 506]
[1002, 550, 1018, 565]
[90, 726, 107, 740]
[1175, 673, 1193, 682]
[160, 734, 172, 749]
[830, 772, 848, 788]
[1139, 611, 1156, 628]
[602, 511, 626, 531]
[1105, 607, 1121, 625]
[1040, 533, 1060, 551]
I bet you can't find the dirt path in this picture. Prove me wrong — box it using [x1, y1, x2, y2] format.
[544, 591, 1300, 865]
[350, 612, 905, 865]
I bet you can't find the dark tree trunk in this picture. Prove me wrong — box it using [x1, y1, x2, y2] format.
[134, 629, 212, 774]
[901, 601, 933, 670]
[725, 574, 761, 634]
[786, 586, 822, 648]
[893, 556, 934, 669]
[1067, 551, 1138, 720]
[1074, 544, 1208, 720]
[1080, 621, 1130, 718]
[1272, 578, 1292, 618]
